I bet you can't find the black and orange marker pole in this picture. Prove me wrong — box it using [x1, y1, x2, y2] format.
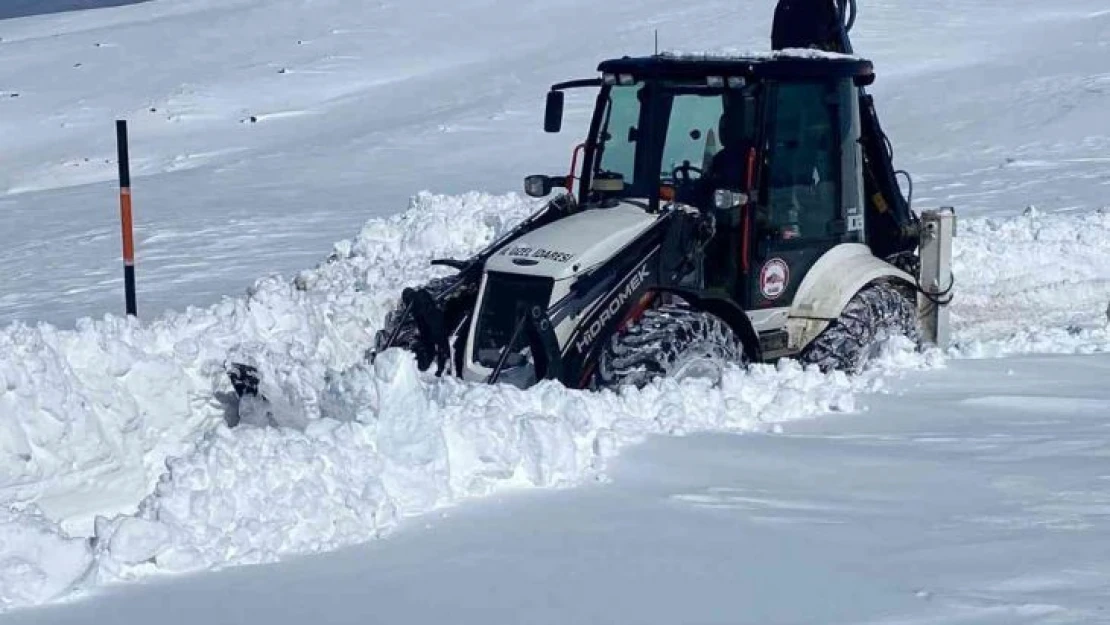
[116, 120, 137, 317]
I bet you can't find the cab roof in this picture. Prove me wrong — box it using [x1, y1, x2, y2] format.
[597, 50, 874, 83]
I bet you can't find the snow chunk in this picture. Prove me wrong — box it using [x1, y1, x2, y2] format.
[0, 507, 92, 610]
[100, 517, 172, 566]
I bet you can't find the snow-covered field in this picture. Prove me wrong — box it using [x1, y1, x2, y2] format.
[8, 354, 1110, 625]
[1, 0, 1109, 620]
[2, 0, 1108, 326]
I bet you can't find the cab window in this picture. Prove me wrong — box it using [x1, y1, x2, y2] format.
[660, 91, 723, 178]
[766, 81, 841, 241]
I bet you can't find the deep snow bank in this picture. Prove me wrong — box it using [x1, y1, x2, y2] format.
[0, 192, 534, 520]
[949, 207, 1110, 357]
[1, 193, 1108, 609]
[89, 351, 895, 584]
[1, 192, 537, 608]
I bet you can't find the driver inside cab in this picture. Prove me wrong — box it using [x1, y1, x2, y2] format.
[705, 103, 752, 193]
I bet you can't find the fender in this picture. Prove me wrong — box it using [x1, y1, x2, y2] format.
[655, 287, 763, 363]
[788, 243, 914, 350]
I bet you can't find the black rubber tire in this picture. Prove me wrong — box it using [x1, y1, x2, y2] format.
[595, 304, 748, 390]
[800, 282, 919, 374]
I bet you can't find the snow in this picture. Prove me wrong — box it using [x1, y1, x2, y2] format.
[5, 354, 1110, 625]
[0, 191, 535, 534]
[87, 353, 878, 583]
[0, 0, 775, 327]
[0, 508, 91, 610]
[2, 0, 1107, 327]
[0, 189, 1105, 610]
[660, 48, 864, 62]
[951, 207, 1110, 357]
[0, 185, 918, 600]
[0, 0, 1109, 619]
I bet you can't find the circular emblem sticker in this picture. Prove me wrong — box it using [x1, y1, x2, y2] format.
[759, 258, 790, 300]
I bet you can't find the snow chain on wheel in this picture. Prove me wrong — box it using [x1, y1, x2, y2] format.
[800, 282, 919, 374]
[595, 304, 748, 390]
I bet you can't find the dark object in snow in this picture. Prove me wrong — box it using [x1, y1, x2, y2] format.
[227, 362, 262, 400]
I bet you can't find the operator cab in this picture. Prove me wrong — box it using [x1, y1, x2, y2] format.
[534, 52, 876, 308]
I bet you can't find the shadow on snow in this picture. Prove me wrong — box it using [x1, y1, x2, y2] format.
[0, 0, 151, 20]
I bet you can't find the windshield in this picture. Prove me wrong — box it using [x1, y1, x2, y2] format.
[593, 83, 753, 202]
[595, 85, 645, 194]
[660, 90, 724, 179]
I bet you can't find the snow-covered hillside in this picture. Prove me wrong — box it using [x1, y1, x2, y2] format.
[1, 0, 1109, 620]
[2, 0, 1108, 325]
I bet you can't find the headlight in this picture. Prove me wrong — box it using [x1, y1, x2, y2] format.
[714, 189, 748, 210]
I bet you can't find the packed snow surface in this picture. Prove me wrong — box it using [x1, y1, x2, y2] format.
[7, 354, 1108, 625]
[660, 48, 864, 62]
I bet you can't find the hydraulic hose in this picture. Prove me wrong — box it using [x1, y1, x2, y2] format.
[843, 0, 857, 33]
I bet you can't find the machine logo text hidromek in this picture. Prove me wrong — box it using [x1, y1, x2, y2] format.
[575, 263, 651, 354]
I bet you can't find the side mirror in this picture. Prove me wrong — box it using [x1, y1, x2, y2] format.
[544, 91, 565, 133]
[524, 174, 568, 198]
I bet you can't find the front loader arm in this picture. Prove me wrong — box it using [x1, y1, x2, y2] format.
[227, 193, 580, 408]
[375, 192, 580, 372]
